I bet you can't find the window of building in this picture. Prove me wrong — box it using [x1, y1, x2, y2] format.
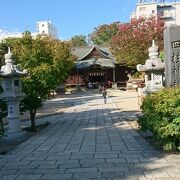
[42, 24, 44, 27]
[163, 10, 171, 17]
[139, 7, 146, 12]
[152, 10, 155, 14]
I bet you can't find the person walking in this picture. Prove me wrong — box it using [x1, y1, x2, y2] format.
[98, 84, 103, 94]
[102, 89, 107, 104]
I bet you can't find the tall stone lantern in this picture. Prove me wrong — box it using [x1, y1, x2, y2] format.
[136, 40, 165, 94]
[0, 48, 27, 140]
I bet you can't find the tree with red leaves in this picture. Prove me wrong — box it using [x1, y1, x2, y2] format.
[110, 16, 165, 67]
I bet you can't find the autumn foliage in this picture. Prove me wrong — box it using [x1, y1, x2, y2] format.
[110, 16, 165, 67]
[88, 22, 120, 45]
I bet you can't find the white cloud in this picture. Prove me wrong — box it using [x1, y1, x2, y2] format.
[0, 28, 22, 40]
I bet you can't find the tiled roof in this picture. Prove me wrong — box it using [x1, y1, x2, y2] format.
[71, 45, 114, 61]
[76, 58, 115, 70]
[72, 45, 115, 69]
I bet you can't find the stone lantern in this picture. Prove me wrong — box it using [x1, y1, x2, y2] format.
[0, 48, 27, 140]
[136, 40, 165, 94]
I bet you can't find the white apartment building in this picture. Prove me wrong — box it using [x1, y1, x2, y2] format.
[131, 0, 180, 26]
[36, 21, 58, 39]
[0, 20, 58, 41]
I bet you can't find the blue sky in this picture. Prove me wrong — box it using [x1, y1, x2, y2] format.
[0, 0, 137, 40]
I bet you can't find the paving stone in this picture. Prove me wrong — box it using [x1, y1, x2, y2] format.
[94, 153, 118, 159]
[0, 161, 7, 166]
[126, 158, 140, 163]
[67, 167, 98, 173]
[46, 154, 70, 160]
[111, 145, 128, 151]
[59, 163, 80, 169]
[80, 148, 95, 152]
[119, 153, 143, 158]
[106, 158, 126, 163]
[4, 161, 31, 166]
[30, 160, 56, 165]
[70, 152, 94, 159]
[121, 150, 144, 154]
[73, 172, 102, 179]
[81, 162, 116, 168]
[15, 175, 42, 180]
[18, 168, 59, 174]
[38, 164, 59, 169]
[124, 173, 146, 179]
[22, 155, 47, 161]
[102, 171, 124, 178]
[56, 159, 79, 165]
[0, 170, 18, 175]
[98, 167, 129, 172]
[1, 164, 39, 170]
[40, 173, 73, 179]
[0, 155, 25, 162]
[80, 159, 105, 164]
[0, 175, 17, 180]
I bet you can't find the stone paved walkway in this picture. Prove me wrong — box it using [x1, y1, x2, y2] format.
[0, 90, 180, 179]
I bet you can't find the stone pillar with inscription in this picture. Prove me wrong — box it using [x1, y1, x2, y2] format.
[0, 48, 28, 140]
[164, 24, 180, 86]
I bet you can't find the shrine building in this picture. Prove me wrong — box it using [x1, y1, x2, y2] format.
[66, 45, 132, 89]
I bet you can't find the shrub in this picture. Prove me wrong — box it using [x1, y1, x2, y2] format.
[138, 86, 180, 151]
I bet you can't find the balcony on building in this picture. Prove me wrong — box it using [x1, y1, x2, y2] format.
[159, 11, 173, 19]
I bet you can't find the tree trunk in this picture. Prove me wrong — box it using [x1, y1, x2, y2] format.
[30, 109, 37, 132]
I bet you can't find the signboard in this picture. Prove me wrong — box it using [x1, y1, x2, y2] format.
[164, 24, 180, 86]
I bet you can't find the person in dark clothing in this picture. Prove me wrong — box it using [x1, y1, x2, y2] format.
[102, 89, 107, 104]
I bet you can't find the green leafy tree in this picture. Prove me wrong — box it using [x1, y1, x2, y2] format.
[0, 45, 9, 134]
[111, 16, 165, 67]
[3, 32, 75, 131]
[88, 22, 120, 45]
[69, 35, 88, 46]
[0, 44, 8, 67]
